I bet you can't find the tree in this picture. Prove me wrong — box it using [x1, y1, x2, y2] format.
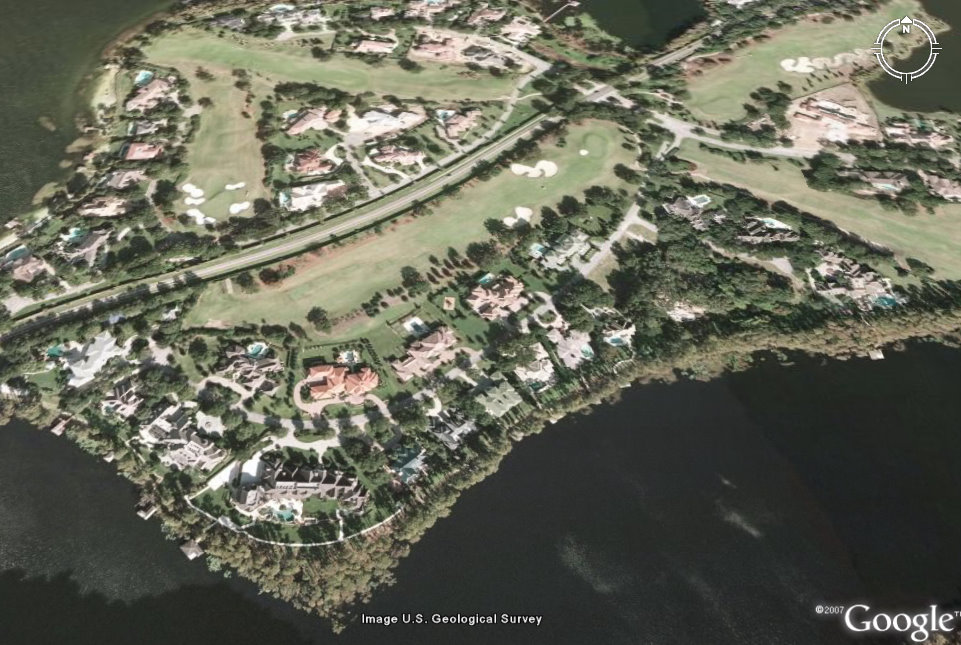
[465, 241, 500, 269]
[400, 266, 428, 295]
[187, 337, 208, 360]
[307, 306, 332, 332]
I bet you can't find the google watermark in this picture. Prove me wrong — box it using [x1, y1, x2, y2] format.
[816, 603, 960, 642]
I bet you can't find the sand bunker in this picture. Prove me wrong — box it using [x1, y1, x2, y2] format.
[181, 183, 204, 199]
[510, 160, 558, 178]
[780, 50, 869, 74]
[225, 182, 246, 191]
[503, 205, 534, 228]
[186, 208, 215, 226]
[579, 149, 589, 156]
[184, 197, 206, 206]
[229, 202, 251, 215]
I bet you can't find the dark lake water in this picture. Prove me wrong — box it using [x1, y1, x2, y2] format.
[870, 0, 961, 113]
[2, 343, 960, 645]
[0, 0, 173, 215]
[1, 1, 961, 644]
[558, 0, 706, 49]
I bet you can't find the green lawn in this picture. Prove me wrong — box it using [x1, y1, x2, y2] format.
[185, 119, 636, 328]
[182, 74, 270, 221]
[686, 0, 923, 122]
[678, 141, 961, 278]
[143, 27, 518, 101]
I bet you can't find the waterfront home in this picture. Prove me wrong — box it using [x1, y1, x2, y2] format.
[884, 122, 953, 148]
[139, 402, 226, 472]
[391, 326, 458, 382]
[124, 142, 164, 161]
[234, 458, 368, 517]
[546, 326, 593, 370]
[430, 409, 478, 450]
[125, 77, 177, 112]
[475, 373, 523, 418]
[390, 445, 428, 485]
[466, 5, 507, 25]
[64, 331, 125, 388]
[500, 16, 541, 44]
[306, 364, 379, 402]
[586, 306, 636, 348]
[284, 180, 348, 212]
[466, 275, 528, 320]
[513, 343, 556, 390]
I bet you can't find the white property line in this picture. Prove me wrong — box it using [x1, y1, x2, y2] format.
[184, 494, 403, 548]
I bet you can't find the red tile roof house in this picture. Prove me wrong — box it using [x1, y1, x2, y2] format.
[287, 149, 336, 176]
[124, 142, 164, 161]
[306, 365, 379, 403]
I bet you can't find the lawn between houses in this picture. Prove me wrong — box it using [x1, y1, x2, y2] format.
[685, 0, 924, 122]
[184, 119, 636, 331]
[677, 141, 961, 278]
[142, 27, 519, 102]
[182, 73, 272, 221]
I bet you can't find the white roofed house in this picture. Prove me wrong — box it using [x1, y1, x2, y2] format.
[283, 180, 348, 212]
[139, 401, 226, 472]
[63, 331, 126, 388]
[352, 38, 398, 55]
[539, 231, 591, 271]
[78, 196, 128, 218]
[500, 16, 541, 45]
[391, 326, 459, 382]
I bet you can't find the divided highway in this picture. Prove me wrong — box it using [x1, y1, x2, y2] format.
[2, 114, 553, 340]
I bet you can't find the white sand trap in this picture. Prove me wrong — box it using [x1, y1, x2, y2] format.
[514, 206, 533, 220]
[186, 208, 215, 226]
[225, 182, 246, 191]
[503, 216, 518, 227]
[579, 149, 589, 156]
[184, 197, 206, 206]
[229, 201, 251, 215]
[510, 160, 559, 178]
[181, 183, 204, 198]
[780, 50, 869, 74]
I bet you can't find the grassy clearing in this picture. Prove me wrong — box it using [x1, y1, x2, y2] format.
[143, 27, 517, 101]
[677, 141, 961, 278]
[183, 75, 270, 220]
[184, 120, 636, 329]
[686, 0, 922, 122]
